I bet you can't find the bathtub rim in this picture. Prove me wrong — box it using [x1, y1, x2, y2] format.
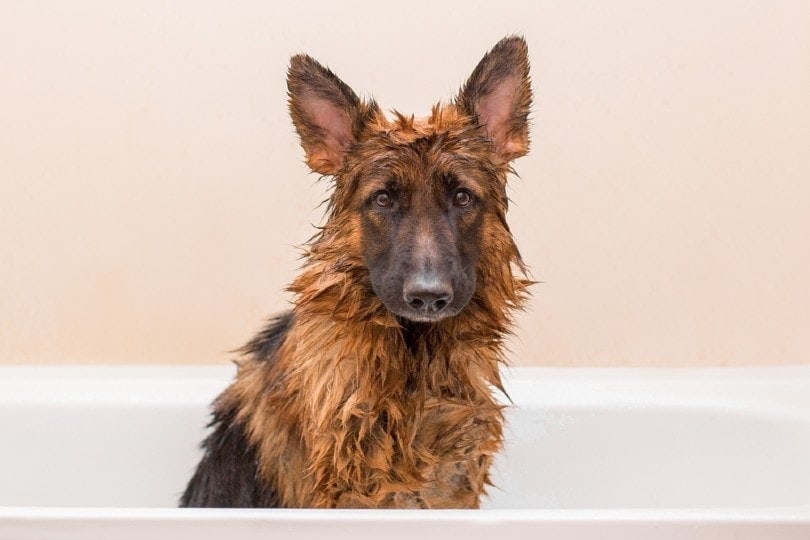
[1, 364, 809, 526]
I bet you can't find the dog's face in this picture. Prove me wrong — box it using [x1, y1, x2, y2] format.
[287, 37, 531, 322]
[352, 128, 490, 322]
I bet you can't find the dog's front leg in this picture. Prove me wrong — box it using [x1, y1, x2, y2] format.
[331, 458, 487, 509]
[335, 489, 427, 509]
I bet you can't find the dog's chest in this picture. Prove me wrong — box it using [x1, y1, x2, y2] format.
[333, 395, 498, 509]
[380, 394, 501, 508]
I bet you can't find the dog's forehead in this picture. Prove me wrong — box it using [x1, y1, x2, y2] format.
[357, 104, 492, 174]
[375, 104, 470, 144]
[346, 103, 500, 198]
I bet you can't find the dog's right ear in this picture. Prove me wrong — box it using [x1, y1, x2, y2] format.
[288, 55, 374, 175]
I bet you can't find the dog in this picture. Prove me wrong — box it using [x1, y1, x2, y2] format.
[180, 35, 532, 509]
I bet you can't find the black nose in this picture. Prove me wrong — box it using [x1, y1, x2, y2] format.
[403, 273, 453, 313]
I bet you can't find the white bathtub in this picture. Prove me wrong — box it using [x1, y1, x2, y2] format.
[1, 365, 809, 539]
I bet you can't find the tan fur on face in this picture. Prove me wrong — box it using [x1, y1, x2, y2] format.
[218, 36, 532, 509]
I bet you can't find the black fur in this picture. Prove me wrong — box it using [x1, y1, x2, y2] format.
[239, 312, 294, 360]
[179, 313, 293, 507]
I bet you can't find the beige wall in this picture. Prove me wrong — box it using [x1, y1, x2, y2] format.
[1, 1, 808, 367]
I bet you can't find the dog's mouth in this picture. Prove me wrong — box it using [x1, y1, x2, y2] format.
[392, 304, 460, 324]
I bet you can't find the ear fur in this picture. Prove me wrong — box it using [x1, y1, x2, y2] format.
[457, 36, 532, 163]
[287, 55, 376, 175]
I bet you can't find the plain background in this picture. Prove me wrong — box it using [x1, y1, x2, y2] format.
[1, 1, 808, 366]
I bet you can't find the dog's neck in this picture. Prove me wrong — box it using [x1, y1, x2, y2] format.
[286, 266, 517, 397]
[397, 319, 429, 358]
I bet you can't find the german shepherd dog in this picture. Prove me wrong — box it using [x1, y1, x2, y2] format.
[181, 35, 532, 509]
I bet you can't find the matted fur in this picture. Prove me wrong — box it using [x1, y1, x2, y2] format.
[182, 35, 532, 509]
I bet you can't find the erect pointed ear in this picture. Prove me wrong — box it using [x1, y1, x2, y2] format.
[287, 54, 376, 175]
[457, 36, 532, 163]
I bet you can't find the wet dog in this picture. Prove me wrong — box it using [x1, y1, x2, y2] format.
[181, 35, 532, 509]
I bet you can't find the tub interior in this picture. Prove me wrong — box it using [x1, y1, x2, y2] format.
[1, 366, 809, 510]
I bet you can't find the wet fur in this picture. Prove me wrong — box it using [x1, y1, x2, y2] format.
[181, 36, 532, 509]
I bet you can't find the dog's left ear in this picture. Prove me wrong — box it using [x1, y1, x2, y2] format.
[287, 55, 376, 175]
[457, 36, 532, 163]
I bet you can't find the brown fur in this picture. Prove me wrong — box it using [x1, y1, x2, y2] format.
[209, 36, 531, 509]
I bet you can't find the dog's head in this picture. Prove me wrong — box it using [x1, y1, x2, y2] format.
[287, 37, 531, 323]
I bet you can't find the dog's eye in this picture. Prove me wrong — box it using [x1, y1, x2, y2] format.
[453, 189, 472, 208]
[374, 191, 393, 208]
